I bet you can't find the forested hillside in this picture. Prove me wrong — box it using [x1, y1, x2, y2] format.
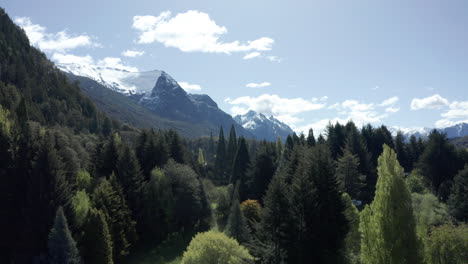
[0, 7, 467, 264]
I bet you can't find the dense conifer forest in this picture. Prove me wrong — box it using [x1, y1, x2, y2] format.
[0, 7, 467, 264]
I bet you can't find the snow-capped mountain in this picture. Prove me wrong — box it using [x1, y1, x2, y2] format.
[57, 62, 162, 95]
[60, 63, 253, 138]
[234, 110, 294, 141]
[394, 123, 468, 139]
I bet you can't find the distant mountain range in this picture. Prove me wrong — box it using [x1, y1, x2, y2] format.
[395, 123, 468, 139]
[60, 63, 294, 140]
[234, 110, 294, 141]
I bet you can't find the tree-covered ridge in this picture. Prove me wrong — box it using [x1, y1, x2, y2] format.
[0, 8, 116, 134]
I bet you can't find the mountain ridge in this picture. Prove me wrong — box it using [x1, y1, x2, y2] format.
[234, 110, 294, 141]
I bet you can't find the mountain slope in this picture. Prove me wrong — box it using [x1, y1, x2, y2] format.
[234, 110, 294, 141]
[65, 70, 252, 138]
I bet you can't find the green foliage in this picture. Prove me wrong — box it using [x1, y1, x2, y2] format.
[76, 169, 92, 191]
[262, 175, 290, 263]
[93, 177, 137, 261]
[181, 231, 254, 264]
[215, 126, 227, 184]
[226, 125, 238, 173]
[425, 223, 468, 264]
[232, 138, 251, 201]
[48, 207, 81, 264]
[116, 144, 144, 217]
[142, 168, 174, 240]
[71, 190, 91, 228]
[197, 148, 206, 166]
[215, 184, 233, 231]
[248, 143, 277, 202]
[360, 145, 422, 264]
[225, 196, 251, 244]
[417, 130, 463, 199]
[411, 192, 449, 242]
[405, 169, 429, 194]
[336, 147, 365, 199]
[448, 165, 468, 222]
[80, 208, 114, 264]
[342, 193, 361, 264]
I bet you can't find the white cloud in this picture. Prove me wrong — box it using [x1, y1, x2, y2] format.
[385, 107, 400, 113]
[294, 98, 395, 135]
[52, 53, 138, 73]
[228, 94, 325, 124]
[52, 53, 94, 65]
[266, 56, 281, 62]
[435, 118, 468, 128]
[410, 94, 449, 110]
[122, 50, 145, 57]
[132, 10, 274, 55]
[97, 57, 139, 72]
[435, 100, 468, 127]
[246, 82, 271, 88]
[379, 96, 399, 107]
[179, 81, 202, 92]
[441, 101, 468, 119]
[243, 52, 261, 60]
[15, 17, 97, 52]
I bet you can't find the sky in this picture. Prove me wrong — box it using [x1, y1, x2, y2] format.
[3, 0, 468, 134]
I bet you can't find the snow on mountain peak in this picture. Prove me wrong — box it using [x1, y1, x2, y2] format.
[57, 62, 162, 95]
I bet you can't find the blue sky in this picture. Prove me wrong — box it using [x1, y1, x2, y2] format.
[4, 0, 468, 133]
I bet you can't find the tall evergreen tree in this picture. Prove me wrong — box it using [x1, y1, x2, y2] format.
[116, 145, 144, 218]
[167, 129, 185, 164]
[30, 132, 71, 256]
[93, 177, 137, 261]
[262, 175, 290, 264]
[214, 126, 227, 184]
[226, 125, 238, 170]
[231, 138, 251, 201]
[394, 131, 409, 172]
[417, 130, 461, 200]
[336, 148, 365, 199]
[48, 207, 81, 264]
[225, 193, 251, 244]
[80, 208, 113, 264]
[360, 145, 422, 264]
[248, 144, 277, 202]
[306, 128, 316, 147]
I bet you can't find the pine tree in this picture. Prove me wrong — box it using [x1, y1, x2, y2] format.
[262, 175, 290, 264]
[248, 144, 277, 202]
[360, 145, 422, 264]
[394, 131, 409, 172]
[48, 207, 81, 264]
[231, 138, 251, 201]
[116, 145, 144, 217]
[30, 132, 71, 255]
[225, 194, 251, 244]
[336, 147, 365, 199]
[417, 130, 461, 200]
[167, 129, 185, 163]
[226, 125, 238, 171]
[306, 128, 316, 147]
[214, 126, 227, 184]
[93, 177, 137, 261]
[80, 208, 113, 264]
